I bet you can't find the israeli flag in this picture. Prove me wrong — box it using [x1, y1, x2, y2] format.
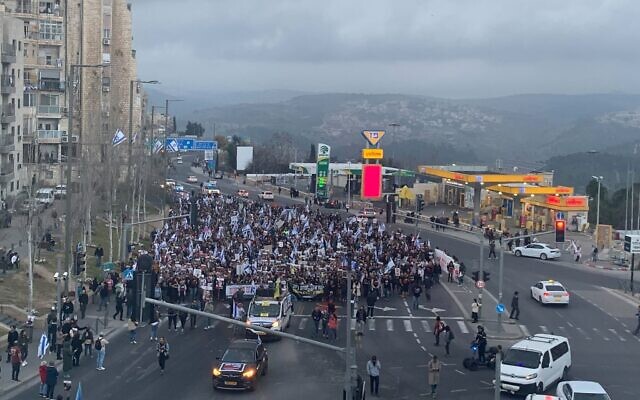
[166, 139, 179, 153]
[112, 129, 126, 146]
[38, 333, 49, 359]
[75, 382, 83, 400]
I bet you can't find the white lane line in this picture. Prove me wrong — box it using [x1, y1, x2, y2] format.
[608, 328, 626, 342]
[298, 318, 307, 330]
[387, 319, 394, 331]
[413, 332, 418, 338]
[227, 324, 234, 329]
[575, 327, 591, 340]
[451, 389, 468, 393]
[455, 369, 466, 375]
[368, 319, 376, 331]
[404, 320, 413, 332]
[457, 321, 469, 334]
[519, 324, 530, 337]
[350, 319, 356, 330]
[567, 321, 574, 328]
[592, 328, 610, 341]
[420, 346, 427, 352]
[539, 325, 549, 333]
[416, 339, 421, 344]
[421, 320, 431, 332]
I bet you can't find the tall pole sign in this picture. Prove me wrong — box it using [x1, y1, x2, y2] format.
[361, 130, 385, 201]
[316, 143, 330, 200]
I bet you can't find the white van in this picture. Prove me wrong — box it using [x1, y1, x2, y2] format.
[500, 334, 571, 396]
[35, 188, 55, 207]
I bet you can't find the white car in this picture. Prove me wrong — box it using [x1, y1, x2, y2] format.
[513, 243, 561, 260]
[531, 280, 570, 305]
[258, 191, 274, 201]
[237, 189, 249, 198]
[202, 182, 219, 195]
[164, 179, 176, 188]
[556, 381, 611, 400]
[186, 175, 198, 183]
[525, 395, 559, 400]
[53, 184, 67, 199]
[174, 184, 184, 193]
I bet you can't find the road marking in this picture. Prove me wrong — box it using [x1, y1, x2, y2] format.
[368, 319, 376, 331]
[421, 320, 431, 332]
[413, 332, 418, 338]
[416, 339, 421, 344]
[455, 369, 466, 375]
[420, 345, 427, 352]
[290, 315, 465, 320]
[575, 327, 591, 340]
[519, 324, 530, 337]
[450, 389, 467, 393]
[404, 320, 413, 332]
[298, 318, 307, 330]
[387, 319, 394, 331]
[350, 319, 356, 330]
[592, 328, 610, 341]
[539, 325, 549, 333]
[457, 321, 469, 334]
[227, 324, 234, 329]
[558, 326, 569, 337]
[608, 328, 626, 342]
[567, 321, 574, 328]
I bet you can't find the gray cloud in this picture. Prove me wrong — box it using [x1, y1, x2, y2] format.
[131, 0, 640, 98]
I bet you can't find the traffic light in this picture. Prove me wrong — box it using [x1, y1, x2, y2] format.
[472, 271, 479, 282]
[482, 271, 490, 282]
[417, 198, 425, 212]
[75, 251, 86, 275]
[555, 219, 566, 243]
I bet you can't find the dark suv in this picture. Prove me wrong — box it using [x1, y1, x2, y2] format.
[212, 339, 268, 391]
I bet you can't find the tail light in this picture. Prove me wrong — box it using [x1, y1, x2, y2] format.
[564, 292, 569, 296]
[543, 292, 550, 296]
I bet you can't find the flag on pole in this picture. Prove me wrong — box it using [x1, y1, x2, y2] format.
[131, 132, 138, 144]
[112, 129, 126, 146]
[75, 382, 83, 400]
[38, 333, 49, 359]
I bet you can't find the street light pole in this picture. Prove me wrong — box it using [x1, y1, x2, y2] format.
[161, 99, 183, 218]
[592, 176, 603, 229]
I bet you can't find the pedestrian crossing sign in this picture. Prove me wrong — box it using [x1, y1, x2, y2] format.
[123, 269, 134, 281]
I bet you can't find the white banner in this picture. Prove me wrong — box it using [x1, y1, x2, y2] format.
[225, 284, 257, 298]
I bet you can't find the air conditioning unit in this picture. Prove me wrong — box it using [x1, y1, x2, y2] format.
[61, 136, 68, 143]
[102, 86, 110, 92]
[103, 38, 110, 46]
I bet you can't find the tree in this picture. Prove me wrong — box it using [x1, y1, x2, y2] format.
[185, 121, 205, 137]
[308, 144, 316, 162]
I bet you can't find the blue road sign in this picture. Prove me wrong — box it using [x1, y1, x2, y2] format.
[556, 212, 565, 220]
[165, 138, 194, 151]
[194, 140, 218, 150]
[123, 269, 134, 281]
[165, 139, 179, 153]
[496, 303, 505, 314]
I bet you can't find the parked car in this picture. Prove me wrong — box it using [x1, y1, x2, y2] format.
[186, 175, 198, 183]
[19, 199, 44, 215]
[53, 184, 67, 199]
[513, 243, 561, 260]
[35, 188, 55, 207]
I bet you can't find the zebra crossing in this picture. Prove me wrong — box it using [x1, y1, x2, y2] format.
[291, 316, 472, 336]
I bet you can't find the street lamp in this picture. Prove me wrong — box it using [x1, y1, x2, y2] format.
[63, 63, 108, 292]
[592, 176, 603, 228]
[162, 99, 184, 217]
[127, 80, 160, 192]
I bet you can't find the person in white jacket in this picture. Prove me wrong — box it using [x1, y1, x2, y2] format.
[366, 355, 381, 396]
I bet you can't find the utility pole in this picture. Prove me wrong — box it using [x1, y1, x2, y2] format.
[56, 255, 62, 315]
[478, 231, 485, 318]
[27, 180, 34, 314]
[494, 351, 502, 400]
[344, 263, 355, 400]
[496, 245, 504, 333]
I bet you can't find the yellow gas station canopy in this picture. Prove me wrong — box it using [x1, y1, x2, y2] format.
[418, 166, 544, 184]
[486, 184, 574, 196]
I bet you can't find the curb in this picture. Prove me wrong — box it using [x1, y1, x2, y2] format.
[583, 262, 628, 271]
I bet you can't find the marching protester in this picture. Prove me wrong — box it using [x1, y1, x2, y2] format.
[157, 337, 170, 374]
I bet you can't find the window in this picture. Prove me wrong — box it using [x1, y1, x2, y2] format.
[563, 384, 572, 399]
[550, 342, 569, 360]
[38, 21, 63, 41]
[541, 351, 550, 368]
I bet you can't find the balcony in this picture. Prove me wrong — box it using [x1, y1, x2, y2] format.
[0, 135, 15, 153]
[37, 56, 63, 69]
[1, 104, 15, 124]
[39, 79, 64, 92]
[37, 34, 64, 45]
[36, 129, 66, 143]
[0, 162, 14, 184]
[37, 105, 63, 117]
[0, 44, 16, 64]
[1, 75, 16, 95]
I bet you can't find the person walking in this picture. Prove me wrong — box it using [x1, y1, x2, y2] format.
[634, 305, 640, 336]
[428, 355, 441, 398]
[592, 245, 599, 262]
[411, 282, 422, 311]
[45, 361, 59, 399]
[189, 299, 199, 329]
[9, 340, 22, 381]
[311, 306, 322, 337]
[39, 360, 48, 397]
[71, 329, 83, 366]
[327, 312, 338, 341]
[366, 286, 378, 318]
[150, 307, 160, 341]
[355, 305, 367, 348]
[321, 309, 329, 338]
[157, 337, 170, 374]
[433, 316, 445, 346]
[128, 317, 138, 344]
[113, 292, 125, 321]
[95, 333, 109, 370]
[18, 329, 29, 366]
[6, 324, 18, 362]
[78, 288, 89, 319]
[443, 325, 455, 356]
[471, 299, 479, 323]
[82, 328, 94, 358]
[509, 291, 520, 320]
[488, 239, 497, 260]
[167, 308, 178, 332]
[97, 283, 109, 312]
[366, 355, 381, 396]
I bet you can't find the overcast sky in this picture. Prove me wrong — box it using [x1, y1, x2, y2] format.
[131, 0, 640, 98]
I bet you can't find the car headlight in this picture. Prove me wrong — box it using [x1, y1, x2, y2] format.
[524, 373, 537, 380]
[213, 368, 221, 377]
[246, 320, 252, 326]
[271, 321, 279, 328]
[242, 369, 256, 378]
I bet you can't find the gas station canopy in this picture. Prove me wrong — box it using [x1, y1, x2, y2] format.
[418, 166, 545, 184]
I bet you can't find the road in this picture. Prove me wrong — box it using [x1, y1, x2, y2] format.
[9, 159, 637, 400]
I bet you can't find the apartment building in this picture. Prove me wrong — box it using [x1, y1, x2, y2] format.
[0, 5, 27, 199]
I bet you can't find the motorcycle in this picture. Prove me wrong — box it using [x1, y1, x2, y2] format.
[462, 341, 501, 371]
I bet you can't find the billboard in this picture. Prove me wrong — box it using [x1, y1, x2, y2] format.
[236, 146, 253, 171]
[316, 143, 330, 199]
[361, 164, 383, 200]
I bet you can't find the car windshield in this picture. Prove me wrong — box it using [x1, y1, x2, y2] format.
[222, 348, 255, 363]
[35, 192, 50, 199]
[573, 394, 610, 400]
[546, 285, 565, 292]
[204, 184, 215, 189]
[502, 349, 540, 369]
[249, 302, 280, 317]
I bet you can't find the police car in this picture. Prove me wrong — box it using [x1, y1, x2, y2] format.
[246, 287, 293, 340]
[531, 280, 570, 305]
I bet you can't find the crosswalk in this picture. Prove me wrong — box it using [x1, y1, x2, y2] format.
[291, 316, 471, 336]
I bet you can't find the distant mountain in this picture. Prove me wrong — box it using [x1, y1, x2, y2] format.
[182, 92, 640, 172]
[544, 152, 636, 193]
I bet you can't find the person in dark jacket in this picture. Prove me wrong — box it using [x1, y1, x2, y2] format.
[61, 298, 74, 321]
[45, 361, 59, 399]
[113, 294, 125, 321]
[366, 287, 379, 318]
[6, 325, 18, 363]
[509, 291, 520, 320]
[78, 288, 89, 319]
[71, 330, 83, 366]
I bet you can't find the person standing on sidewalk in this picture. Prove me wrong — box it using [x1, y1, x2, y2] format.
[366, 355, 381, 396]
[509, 291, 520, 320]
[10, 340, 22, 381]
[488, 239, 497, 260]
[634, 305, 640, 336]
[128, 317, 139, 344]
[6, 324, 18, 362]
[45, 360, 59, 399]
[78, 288, 89, 319]
[433, 316, 445, 346]
[157, 337, 170, 374]
[97, 283, 109, 312]
[94, 245, 104, 268]
[427, 354, 441, 398]
[95, 333, 108, 370]
[443, 325, 455, 356]
[150, 307, 160, 340]
[471, 299, 479, 323]
[39, 360, 48, 397]
[412, 282, 422, 310]
[18, 329, 29, 366]
[82, 328, 94, 358]
[113, 290, 125, 321]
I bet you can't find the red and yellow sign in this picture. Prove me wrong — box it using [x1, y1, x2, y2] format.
[361, 130, 385, 146]
[361, 164, 383, 200]
[362, 148, 384, 159]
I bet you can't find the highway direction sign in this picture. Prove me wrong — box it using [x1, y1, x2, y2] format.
[194, 140, 218, 150]
[624, 234, 640, 254]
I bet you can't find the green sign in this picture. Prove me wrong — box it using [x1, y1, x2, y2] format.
[316, 143, 330, 199]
